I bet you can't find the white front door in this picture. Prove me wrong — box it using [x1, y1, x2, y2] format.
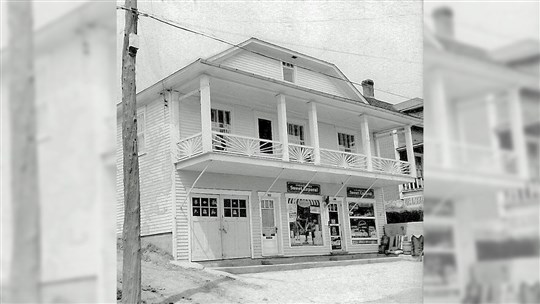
[221, 196, 251, 259]
[260, 198, 279, 256]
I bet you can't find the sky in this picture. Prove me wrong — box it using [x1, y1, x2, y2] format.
[117, 1, 424, 104]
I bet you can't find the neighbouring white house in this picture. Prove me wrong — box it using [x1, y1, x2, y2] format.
[115, 38, 423, 262]
[1, 2, 116, 303]
[423, 7, 539, 304]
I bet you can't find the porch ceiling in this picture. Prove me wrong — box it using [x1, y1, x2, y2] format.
[176, 153, 414, 188]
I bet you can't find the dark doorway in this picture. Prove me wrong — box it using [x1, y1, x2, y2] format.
[258, 118, 273, 154]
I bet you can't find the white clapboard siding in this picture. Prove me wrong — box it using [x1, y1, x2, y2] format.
[175, 170, 190, 260]
[250, 194, 263, 258]
[179, 97, 202, 138]
[318, 122, 339, 150]
[220, 51, 282, 80]
[219, 51, 351, 99]
[295, 67, 347, 98]
[116, 99, 173, 236]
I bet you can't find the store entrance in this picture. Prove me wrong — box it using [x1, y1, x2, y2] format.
[260, 197, 279, 256]
[191, 195, 251, 261]
[328, 200, 344, 251]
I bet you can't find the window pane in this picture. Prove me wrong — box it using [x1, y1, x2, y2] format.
[192, 197, 200, 206]
[225, 111, 230, 125]
[210, 198, 218, 207]
[192, 207, 200, 216]
[232, 209, 239, 217]
[210, 208, 218, 217]
[201, 208, 209, 217]
[239, 200, 246, 208]
[232, 199, 238, 208]
[224, 199, 231, 207]
[218, 110, 224, 124]
[224, 208, 231, 217]
[283, 67, 294, 82]
[350, 218, 377, 239]
[289, 200, 323, 246]
[239, 209, 247, 217]
[348, 202, 375, 217]
[201, 198, 209, 207]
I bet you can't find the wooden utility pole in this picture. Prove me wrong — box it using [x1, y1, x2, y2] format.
[7, 0, 41, 302]
[121, 0, 141, 303]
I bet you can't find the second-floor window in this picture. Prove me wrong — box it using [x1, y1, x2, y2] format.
[288, 123, 305, 145]
[338, 133, 355, 153]
[211, 108, 231, 133]
[282, 62, 295, 83]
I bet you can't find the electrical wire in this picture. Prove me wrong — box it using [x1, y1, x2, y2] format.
[117, 5, 417, 101]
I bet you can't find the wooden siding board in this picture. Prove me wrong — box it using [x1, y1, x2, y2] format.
[116, 99, 173, 236]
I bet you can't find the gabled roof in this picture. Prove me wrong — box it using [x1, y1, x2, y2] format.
[364, 97, 398, 112]
[491, 39, 540, 64]
[393, 97, 423, 112]
[206, 37, 369, 104]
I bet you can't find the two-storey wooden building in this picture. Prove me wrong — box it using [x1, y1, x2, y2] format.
[116, 38, 422, 262]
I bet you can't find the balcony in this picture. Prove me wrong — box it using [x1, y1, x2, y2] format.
[402, 177, 424, 193]
[176, 132, 414, 184]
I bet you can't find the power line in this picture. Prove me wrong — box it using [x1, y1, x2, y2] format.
[165, 20, 422, 65]
[117, 5, 417, 101]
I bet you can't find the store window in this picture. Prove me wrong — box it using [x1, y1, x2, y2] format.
[223, 198, 247, 217]
[282, 62, 295, 83]
[338, 132, 355, 153]
[288, 198, 323, 246]
[348, 200, 378, 244]
[192, 197, 218, 217]
[288, 123, 305, 145]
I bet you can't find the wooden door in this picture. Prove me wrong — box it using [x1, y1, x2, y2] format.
[221, 196, 251, 259]
[191, 195, 222, 261]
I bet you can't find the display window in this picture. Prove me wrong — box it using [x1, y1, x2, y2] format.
[348, 199, 378, 245]
[287, 197, 323, 246]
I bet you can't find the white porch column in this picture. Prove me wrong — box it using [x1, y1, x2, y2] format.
[200, 75, 212, 153]
[360, 114, 373, 171]
[308, 101, 321, 165]
[276, 94, 289, 161]
[430, 70, 452, 168]
[508, 88, 528, 178]
[404, 125, 418, 178]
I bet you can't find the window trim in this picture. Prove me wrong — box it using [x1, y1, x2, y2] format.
[336, 130, 357, 153]
[287, 121, 307, 145]
[210, 103, 234, 134]
[285, 193, 325, 248]
[346, 197, 379, 246]
[281, 61, 296, 83]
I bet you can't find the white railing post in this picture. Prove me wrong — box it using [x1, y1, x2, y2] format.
[308, 101, 321, 165]
[200, 75, 212, 153]
[360, 114, 373, 171]
[277, 94, 289, 161]
[404, 125, 417, 178]
[508, 88, 529, 179]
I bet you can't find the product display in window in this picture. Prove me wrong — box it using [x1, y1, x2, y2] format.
[288, 198, 323, 246]
[350, 218, 377, 242]
[349, 202, 374, 217]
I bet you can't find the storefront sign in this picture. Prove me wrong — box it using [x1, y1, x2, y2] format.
[287, 182, 320, 195]
[346, 187, 374, 199]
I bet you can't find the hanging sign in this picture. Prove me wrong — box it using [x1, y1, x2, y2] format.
[347, 187, 375, 199]
[287, 182, 320, 195]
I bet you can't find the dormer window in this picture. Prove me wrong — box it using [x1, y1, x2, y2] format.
[282, 62, 295, 83]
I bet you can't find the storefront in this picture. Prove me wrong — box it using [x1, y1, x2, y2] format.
[184, 174, 385, 261]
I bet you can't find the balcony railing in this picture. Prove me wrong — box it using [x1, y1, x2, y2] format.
[320, 148, 368, 170]
[176, 132, 413, 177]
[288, 144, 315, 164]
[402, 177, 424, 193]
[177, 133, 203, 160]
[211, 131, 283, 160]
[372, 156, 411, 175]
[426, 138, 519, 175]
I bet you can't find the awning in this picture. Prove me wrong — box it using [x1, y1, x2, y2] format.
[288, 198, 321, 207]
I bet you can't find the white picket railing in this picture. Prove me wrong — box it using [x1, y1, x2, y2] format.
[211, 131, 283, 160]
[320, 148, 368, 170]
[177, 133, 203, 160]
[288, 144, 315, 164]
[402, 177, 424, 192]
[372, 156, 411, 175]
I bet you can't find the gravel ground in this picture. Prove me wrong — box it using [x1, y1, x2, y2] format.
[230, 261, 423, 304]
